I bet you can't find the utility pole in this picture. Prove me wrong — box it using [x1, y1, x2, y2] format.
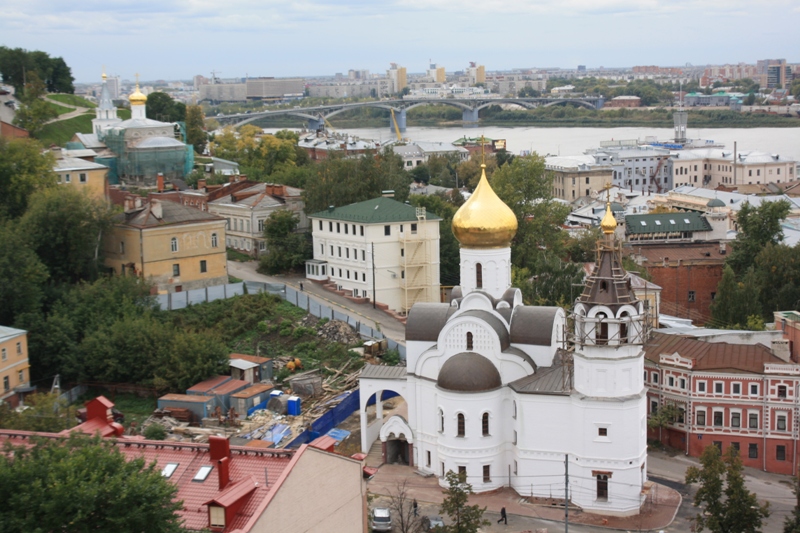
[565, 453, 569, 533]
[372, 243, 377, 309]
[733, 141, 737, 185]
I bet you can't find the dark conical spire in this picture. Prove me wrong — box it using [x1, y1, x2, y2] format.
[578, 234, 636, 311]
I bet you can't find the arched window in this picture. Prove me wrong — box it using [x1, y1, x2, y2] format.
[513, 401, 517, 420]
[211, 233, 218, 248]
[170, 237, 178, 253]
[476, 263, 483, 288]
[439, 409, 444, 433]
[466, 332, 474, 351]
[596, 312, 608, 344]
[482, 413, 490, 436]
[596, 474, 609, 501]
[457, 414, 465, 437]
[619, 312, 629, 343]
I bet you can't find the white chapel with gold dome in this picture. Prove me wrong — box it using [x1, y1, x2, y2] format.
[359, 166, 649, 516]
[72, 73, 193, 187]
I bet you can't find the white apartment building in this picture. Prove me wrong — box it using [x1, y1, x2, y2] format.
[671, 148, 796, 189]
[305, 197, 441, 314]
[208, 183, 306, 257]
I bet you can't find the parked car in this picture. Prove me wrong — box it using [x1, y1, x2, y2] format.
[421, 515, 445, 531]
[370, 507, 392, 532]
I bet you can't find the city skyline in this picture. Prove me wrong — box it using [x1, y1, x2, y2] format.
[2, 0, 799, 83]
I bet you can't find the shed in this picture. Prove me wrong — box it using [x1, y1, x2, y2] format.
[187, 375, 232, 395]
[230, 354, 273, 382]
[158, 394, 216, 422]
[209, 379, 251, 411]
[230, 383, 274, 417]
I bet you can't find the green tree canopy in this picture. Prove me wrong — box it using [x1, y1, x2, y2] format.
[0, 46, 74, 95]
[0, 221, 49, 326]
[145, 91, 186, 122]
[439, 470, 489, 533]
[12, 71, 58, 137]
[212, 125, 298, 180]
[184, 104, 207, 153]
[0, 434, 184, 533]
[709, 265, 764, 329]
[0, 136, 57, 219]
[727, 199, 791, 276]
[258, 210, 312, 274]
[685, 444, 770, 533]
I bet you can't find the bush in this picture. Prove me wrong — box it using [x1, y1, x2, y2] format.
[381, 349, 401, 366]
[143, 424, 167, 441]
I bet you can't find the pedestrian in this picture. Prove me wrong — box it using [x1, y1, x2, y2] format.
[497, 507, 507, 525]
[412, 499, 418, 517]
[299, 282, 304, 291]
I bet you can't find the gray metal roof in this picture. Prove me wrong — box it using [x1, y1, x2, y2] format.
[509, 356, 572, 395]
[54, 156, 108, 172]
[0, 326, 26, 343]
[406, 303, 456, 341]
[459, 310, 510, 350]
[437, 352, 501, 392]
[360, 365, 407, 380]
[509, 307, 560, 346]
[135, 136, 186, 149]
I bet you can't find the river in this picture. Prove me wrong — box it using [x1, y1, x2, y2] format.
[264, 125, 800, 161]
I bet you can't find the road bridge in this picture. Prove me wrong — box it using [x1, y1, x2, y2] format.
[212, 96, 604, 132]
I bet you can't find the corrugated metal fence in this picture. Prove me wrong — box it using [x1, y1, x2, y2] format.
[156, 281, 405, 360]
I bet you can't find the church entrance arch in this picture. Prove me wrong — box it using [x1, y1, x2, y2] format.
[359, 387, 412, 466]
[379, 415, 414, 466]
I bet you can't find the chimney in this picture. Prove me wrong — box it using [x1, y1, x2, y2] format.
[218, 456, 230, 490]
[772, 339, 791, 362]
[124, 196, 135, 212]
[198, 179, 207, 190]
[157, 173, 165, 193]
[151, 200, 163, 219]
[209, 436, 232, 490]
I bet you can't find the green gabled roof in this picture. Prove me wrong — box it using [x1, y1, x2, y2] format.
[625, 212, 712, 235]
[309, 197, 442, 224]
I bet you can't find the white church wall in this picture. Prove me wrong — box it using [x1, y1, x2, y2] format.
[459, 248, 511, 298]
[405, 340, 436, 372]
[574, 350, 644, 398]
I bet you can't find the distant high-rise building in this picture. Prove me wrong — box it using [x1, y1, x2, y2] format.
[577, 65, 586, 72]
[387, 63, 407, 94]
[348, 69, 370, 80]
[467, 62, 485, 85]
[426, 63, 446, 83]
[765, 60, 790, 89]
[193, 75, 209, 90]
[105, 76, 120, 99]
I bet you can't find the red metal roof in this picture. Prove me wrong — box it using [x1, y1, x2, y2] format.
[309, 435, 337, 452]
[231, 384, 274, 399]
[203, 475, 258, 507]
[645, 332, 783, 373]
[187, 375, 232, 393]
[211, 379, 250, 396]
[159, 394, 215, 403]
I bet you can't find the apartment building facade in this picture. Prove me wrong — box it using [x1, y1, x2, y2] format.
[0, 326, 30, 407]
[671, 148, 796, 189]
[546, 154, 613, 201]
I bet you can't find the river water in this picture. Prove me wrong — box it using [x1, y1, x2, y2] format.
[266, 125, 800, 161]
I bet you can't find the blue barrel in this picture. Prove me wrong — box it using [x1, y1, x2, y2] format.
[287, 396, 302, 416]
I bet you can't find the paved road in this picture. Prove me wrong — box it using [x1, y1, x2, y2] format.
[648, 449, 795, 533]
[227, 260, 407, 344]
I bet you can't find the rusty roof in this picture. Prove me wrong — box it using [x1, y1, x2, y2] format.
[231, 353, 271, 364]
[644, 332, 782, 373]
[187, 375, 232, 393]
[631, 242, 728, 264]
[231, 384, 274, 399]
[210, 379, 250, 396]
[159, 393, 215, 403]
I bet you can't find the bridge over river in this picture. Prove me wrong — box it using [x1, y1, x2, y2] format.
[212, 96, 604, 132]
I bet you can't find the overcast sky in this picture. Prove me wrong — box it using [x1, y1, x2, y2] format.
[3, 0, 798, 83]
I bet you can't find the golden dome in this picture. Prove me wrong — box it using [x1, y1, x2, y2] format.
[452, 165, 518, 248]
[600, 202, 617, 234]
[129, 84, 147, 106]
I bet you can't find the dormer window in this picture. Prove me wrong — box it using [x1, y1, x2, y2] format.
[209, 506, 225, 529]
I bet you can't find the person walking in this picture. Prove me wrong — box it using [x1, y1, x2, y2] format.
[497, 507, 507, 525]
[412, 499, 418, 517]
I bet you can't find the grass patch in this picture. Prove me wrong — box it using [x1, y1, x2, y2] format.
[76, 389, 157, 430]
[228, 275, 243, 283]
[36, 108, 131, 146]
[49, 93, 97, 108]
[45, 101, 74, 116]
[226, 248, 253, 262]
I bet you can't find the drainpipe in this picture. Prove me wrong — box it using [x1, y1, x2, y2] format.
[763, 375, 768, 472]
[686, 372, 691, 456]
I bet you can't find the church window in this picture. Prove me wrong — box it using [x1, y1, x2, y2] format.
[483, 465, 491, 483]
[466, 332, 473, 351]
[171, 237, 178, 252]
[441, 463, 445, 477]
[596, 475, 608, 501]
[475, 263, 483, 288]
[426, 451, 431, 467]
[514, 460, 518, 475]
[211, 233, 218, 248]
[598, 427, 607, 437]
[512, 401, 517, 419]
[482, 413, 490, 436]
[439, 409, 444, 433]
[458, 466, 466, 477]
[596, 313, 608, 344]
[457, 414, 465, 437]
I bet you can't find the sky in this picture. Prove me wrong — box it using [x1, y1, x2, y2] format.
[2, 0, 799, 83]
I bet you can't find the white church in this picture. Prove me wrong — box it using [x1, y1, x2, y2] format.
[359, 165, 649, 516]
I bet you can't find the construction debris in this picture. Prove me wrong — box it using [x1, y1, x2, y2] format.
[317, 320, 361, 345]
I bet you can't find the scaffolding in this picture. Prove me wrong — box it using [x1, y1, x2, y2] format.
[400, 207, 432, 314]
[102, 122, 192, 186]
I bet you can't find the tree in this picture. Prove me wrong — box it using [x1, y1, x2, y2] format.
[784, 476, 800, 533]
[518, 86, 540, 97]
[0, 136, 57, 219]
[744, 92, 757, 106]
[145, 91, 186, 122]
[184, 104, 207, 153]
[20, 187, 113, 285]
[439, 470, 489, 533]
[0, 46, 73, 95]
[0, 221, 49, 326]
[512, 255, 584, 307]
[710, 265, 763, 329]
[727, 199, 791, 276]
[685, 445, 770, 533]
[0, 392, 71, 432]
[12, 71, 58, 136]
[388, 480, 422, 533]
[646, 401, 682, 443]
[258, 210, 312, 274]
[0, 434, 184, 533]
[212, 125, 298, 180]
[752, 243, 800, 318]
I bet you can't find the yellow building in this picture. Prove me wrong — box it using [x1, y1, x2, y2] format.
[54, 155, 108, 201]
[0, 326, 30, 407]
[104, 200, 228, 293]
[546, 155, 613, 201]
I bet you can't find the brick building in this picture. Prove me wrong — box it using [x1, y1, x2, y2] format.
[645, 331, 799, 475]
[629, 242, 726, 324]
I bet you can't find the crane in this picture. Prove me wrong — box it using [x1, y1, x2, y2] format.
[390, 109, 407, 144]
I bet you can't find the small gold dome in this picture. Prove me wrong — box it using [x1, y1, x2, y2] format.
[600, 202, 617, 234]
[129, 84, 147, 106]
[452, 166, 518, 248]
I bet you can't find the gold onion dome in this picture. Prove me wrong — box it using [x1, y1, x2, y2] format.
[600, 202, 617, 234]
[452, 165, 518, 248]
[129, 84, 147, 106]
